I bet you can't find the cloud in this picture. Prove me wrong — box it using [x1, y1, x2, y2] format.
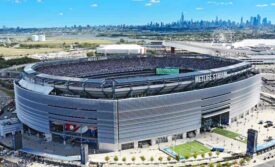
[90, 3, 98, 8]
[37, 0, 42, 3]
[8, 0, 27, 3]
[145, 0, 160, 6]
[132, 0, 144, 1]
[256, 4, 268, 7]
[196, 7, 204, 10]
[207, 1, 233, 6]
[14, 0, 23, 3]
[270, 3, 275, 6]
[59, 12, 63, 16]
[150, 0, 160, 3]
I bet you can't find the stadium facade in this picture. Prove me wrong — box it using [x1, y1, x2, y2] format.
[14, 54, 261, 152]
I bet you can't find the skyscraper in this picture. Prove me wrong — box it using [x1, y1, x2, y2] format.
[180, 12, 185, 25]
[257, 14, 261, 26]
[240, 17, 244, 26]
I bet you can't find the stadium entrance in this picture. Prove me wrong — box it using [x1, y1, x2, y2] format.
[50, 121, 98, 150]
[201, 112, 229, 131]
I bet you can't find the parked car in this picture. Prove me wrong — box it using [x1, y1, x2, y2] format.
[265, 121, 273, 124]
[264, 123, 273, 128]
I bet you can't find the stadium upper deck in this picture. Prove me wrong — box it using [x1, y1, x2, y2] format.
[34, 56, 235, 78]
[21, 54, 255, 99]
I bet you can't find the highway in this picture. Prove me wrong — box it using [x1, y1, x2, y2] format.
[0, 64, 27, 74]
[163, 41, 249, 58]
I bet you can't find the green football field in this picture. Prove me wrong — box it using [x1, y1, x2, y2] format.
[170, 141, 210, 158]
[213, 128, 239, 139]
[212, 128, 246, 143]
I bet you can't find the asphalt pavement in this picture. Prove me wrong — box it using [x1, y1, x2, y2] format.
[255, 159, 275, 167]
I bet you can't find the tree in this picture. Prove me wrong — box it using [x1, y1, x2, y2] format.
[86, 51, 95, 57]
[216, 151, 220, 157]
[239, 159, 246, 166]
[140, 156, 146, 162]
[201, 153, 205, 159]
[208, 163, 214, 167]
[224, 162, 231, 167]
[114, 155, 118, 162]
[167, 156, 171, 162]
[244, 156, 252, 163]
[150, 156, 154, 162]
[119, 38, 125, 43]
[105, 156, 110, 162]
[217, 162, 222, 167]
[158, 156, 163, 162]
[131, 156, 136, 163]
[193, 152, 198, 159]
[122, 157, 126, 162]
[175, 154, 180, 161]
[208, 152, 213, 158]
[185, 154, 190, 160]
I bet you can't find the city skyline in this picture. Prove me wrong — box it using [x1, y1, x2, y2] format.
[1, 0, 275, 28]
[143, 13, 272, 30]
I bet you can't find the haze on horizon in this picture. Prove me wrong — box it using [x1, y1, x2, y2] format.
[1, 0, 275, 28]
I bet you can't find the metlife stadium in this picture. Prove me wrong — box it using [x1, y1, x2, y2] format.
[14, 54, 261, 151]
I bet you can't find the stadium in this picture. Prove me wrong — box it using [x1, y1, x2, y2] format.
[14, 54, 261, 152]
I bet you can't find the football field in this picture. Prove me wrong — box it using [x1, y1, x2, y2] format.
[170, 141, 210, 158]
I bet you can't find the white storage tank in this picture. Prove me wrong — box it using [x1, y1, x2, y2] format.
[38, 35, 46, 41]
[31, 35, 39, 42]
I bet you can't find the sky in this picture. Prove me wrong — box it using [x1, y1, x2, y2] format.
[1, 0, 275, 28]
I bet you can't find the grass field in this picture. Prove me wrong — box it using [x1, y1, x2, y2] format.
[24, 39, 112, 45]
[0, 47, 63, 57]
[213, 128, 247, 143]
[170, 141, 210, 158]
[213, 128, 239, 139]
[0, 39, 112, 57]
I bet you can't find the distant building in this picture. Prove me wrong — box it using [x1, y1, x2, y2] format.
[31, 34, 46, 42]
[0, 118, 23, 138]
[233, 39, 275, 48]
[96, 44, 146, 55]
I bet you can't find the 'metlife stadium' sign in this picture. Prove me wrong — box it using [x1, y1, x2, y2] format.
[195, 72, 227, 83]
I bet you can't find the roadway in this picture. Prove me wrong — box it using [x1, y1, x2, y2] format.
[163, 41, 249, 58]
[255, 159, 275, 167]
[0, 64, 27, 74]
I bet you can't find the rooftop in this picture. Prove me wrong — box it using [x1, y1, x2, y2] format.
[97, 44, 144, 50]
[233, 39, 275, 48]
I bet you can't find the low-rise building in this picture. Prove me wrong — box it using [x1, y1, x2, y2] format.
[96, 44, 146, 55]
[0, 118, 23, 138]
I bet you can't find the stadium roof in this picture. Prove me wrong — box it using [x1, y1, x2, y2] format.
[19, 79, 53, 95]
